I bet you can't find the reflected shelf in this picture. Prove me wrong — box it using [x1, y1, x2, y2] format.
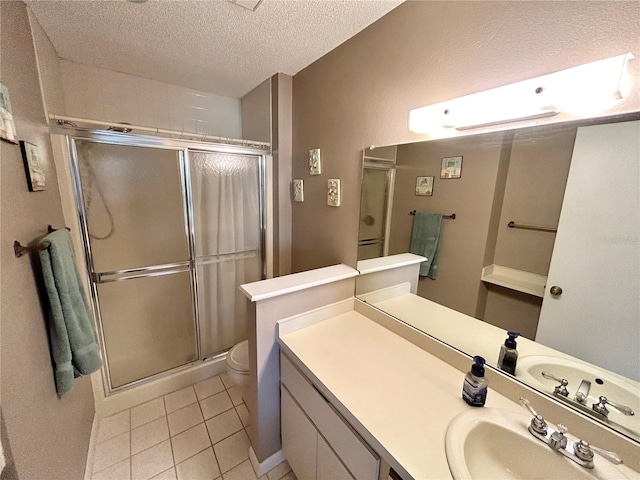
[481, 264, 547, 298]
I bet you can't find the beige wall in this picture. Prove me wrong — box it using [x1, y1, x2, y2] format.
[482, 127, 575, 339]
[390, 134, 505, 316]
[0, 2, 95, 479]
[241, 79, 271, 144]
[241, 74, 293, 277]
[291, 1, 640, 273]
[272, 74, 293, 276]
[27, 6, 66, 118]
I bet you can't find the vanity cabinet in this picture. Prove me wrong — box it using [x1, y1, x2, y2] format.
[280, 353, 380, 480]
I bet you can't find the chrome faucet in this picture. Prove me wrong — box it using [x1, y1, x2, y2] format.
[574, 379, 591, 404]
[519, 397, 623, 469]
[541, 371, 570, 396]
[592, 396, 635, 417]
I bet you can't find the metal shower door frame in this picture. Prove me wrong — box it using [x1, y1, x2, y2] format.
[65, 129, 268, 395]
[358, 161, 396, 258]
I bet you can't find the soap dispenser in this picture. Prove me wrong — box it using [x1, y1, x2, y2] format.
[462, 356, 488, 407]
[498, 331, 520, 375]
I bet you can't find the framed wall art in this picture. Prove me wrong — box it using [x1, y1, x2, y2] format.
[0, 83, 18, 144]
[293, 179, 304, 202]
[415, 176, 434, 196]
[441, 155, 463, 179]
[20, 141, 45, 191]
[309, 148, 321, 175]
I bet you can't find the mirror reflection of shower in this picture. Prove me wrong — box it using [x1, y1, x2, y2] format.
[357, 145, 396, 261]
[77, 142, 115, 240]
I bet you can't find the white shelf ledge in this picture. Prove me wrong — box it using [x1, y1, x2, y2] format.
[481, 264, 547, 297]
[357, 253, 426, 275]
[240, 264, 358, 302]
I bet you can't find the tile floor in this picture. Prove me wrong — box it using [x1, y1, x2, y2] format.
[91, 372, 296, 480]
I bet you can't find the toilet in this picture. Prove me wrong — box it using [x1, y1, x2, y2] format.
[225, 339, 249, 387]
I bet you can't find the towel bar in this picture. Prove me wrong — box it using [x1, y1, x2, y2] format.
[507, 220, 557, 233]
[14, 225, 69, 258]
[409, 210, 456, 219]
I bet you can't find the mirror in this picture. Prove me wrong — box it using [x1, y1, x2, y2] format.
[355, 113, 640, 442]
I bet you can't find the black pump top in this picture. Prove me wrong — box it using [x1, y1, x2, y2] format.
[471, 355, 486, 377]
[504, 331, 520, 349]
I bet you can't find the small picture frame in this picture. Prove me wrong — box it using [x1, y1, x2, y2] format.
[309, 148, 321, 175]
[0, 82, 18, 144]
[441, 156, 463, 179]
[293, 179, 304, 202]
[415, 176, 434, 196]
[20, 141, 45, 191]
[327, 179, 341, 207]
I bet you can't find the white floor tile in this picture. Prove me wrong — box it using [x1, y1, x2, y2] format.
[176, 447, 220, 480]
[219, 372, 235, 389]
[205, 409, 243, 445]
[213, 430, 250, 473]
[132, 416, 170, 455]
[222, 460, 257, 480]
[92, 457, 130, 480]
[168, 403, 204, 437]
[92, 431, 130, 473]
[132, 439, 174, 480]
[278, 472, 296, 480]
[194, 376, 225, 401]
[131, 397, 166, 429]
[165, 386, 198, 414]
[171, 423, 212, 465]
[97, 410, 130, 444]
[151, 467, 177, 480]
[235, 404, 250, 428]
[266, 461, 291, 480]
[200, 391, 233, 420]
[227, 386, 244, 406]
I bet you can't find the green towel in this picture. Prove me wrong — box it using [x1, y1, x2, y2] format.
[39, 229, 102, 395]
[409, 212, 443, 279]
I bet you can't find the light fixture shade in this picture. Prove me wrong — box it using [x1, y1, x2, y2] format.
[409, 53, 634, 134]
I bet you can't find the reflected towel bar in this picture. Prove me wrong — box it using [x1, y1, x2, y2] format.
[409, 210, 456, 219]
[507, 221, 557, 233]
[14, 225, 69, 258]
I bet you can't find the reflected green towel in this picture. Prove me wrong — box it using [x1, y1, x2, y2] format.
[409, 212, 443, 279]
[39, 229, 102, 395]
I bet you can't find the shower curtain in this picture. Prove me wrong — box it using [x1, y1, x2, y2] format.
[190, 152, 262, 357]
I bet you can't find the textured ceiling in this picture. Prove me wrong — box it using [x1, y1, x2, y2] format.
[27, 0, 405, 98]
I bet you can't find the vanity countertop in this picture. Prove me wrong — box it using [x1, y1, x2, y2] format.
[277, 309, 524, 480]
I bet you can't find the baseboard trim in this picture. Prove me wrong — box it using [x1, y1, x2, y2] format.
[249, 446, 285, 477]
[83, 412, 99, 480]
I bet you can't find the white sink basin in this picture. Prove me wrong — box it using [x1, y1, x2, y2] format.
[516, 355, 640, 437]
[445, 408, 632, 480]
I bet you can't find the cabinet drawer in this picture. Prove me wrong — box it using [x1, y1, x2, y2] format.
[281, 354, 380, 480]
[318, 434, 355, 480]
[281, 387, 317, 480]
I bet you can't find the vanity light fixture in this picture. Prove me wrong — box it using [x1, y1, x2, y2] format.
[408, 53, 634, 133]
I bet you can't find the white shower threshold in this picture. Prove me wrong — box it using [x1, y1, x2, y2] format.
[92, 356, 227, 418]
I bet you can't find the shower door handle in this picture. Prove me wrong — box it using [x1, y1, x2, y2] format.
[94, 262, 190, 284]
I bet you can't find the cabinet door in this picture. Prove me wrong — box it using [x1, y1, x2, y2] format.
[281, 387, 317, 480]
[317, 435, 355, 480]
[536, 120, 640, 380]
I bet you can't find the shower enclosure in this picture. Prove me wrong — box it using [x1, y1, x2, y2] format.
[67, 131, 266, 393]
[357, 163, 395, 261]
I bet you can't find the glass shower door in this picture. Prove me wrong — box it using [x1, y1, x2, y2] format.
[358, 166, 394, 260]
[75, 140, 197, 389]
[189, 151, 263, 358]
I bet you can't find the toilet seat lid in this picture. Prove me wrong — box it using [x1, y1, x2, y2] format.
[227, 340, 249, 372]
